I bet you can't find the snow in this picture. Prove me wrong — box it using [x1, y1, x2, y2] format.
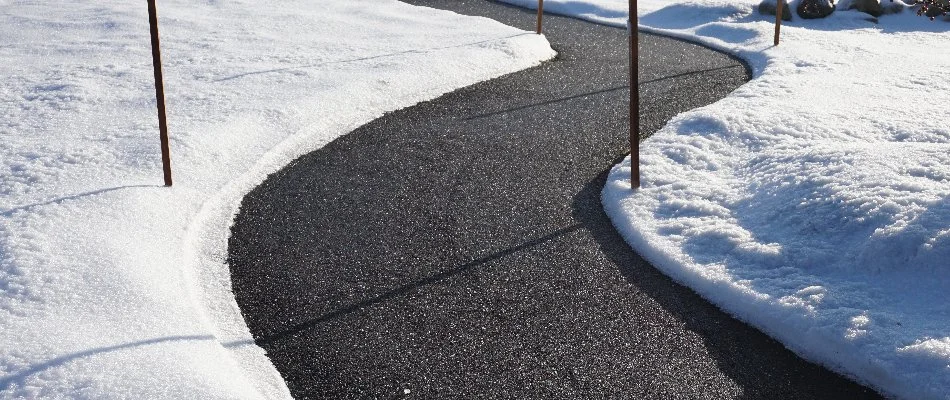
[502, 0, 950, 398]
[0, 0, 554, 397]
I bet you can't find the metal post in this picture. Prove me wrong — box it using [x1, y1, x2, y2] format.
[629, 0, 640, 189]
[774, 0, 783, 46]
[147, 0, 173, 187]
[537, 0, 544, 34]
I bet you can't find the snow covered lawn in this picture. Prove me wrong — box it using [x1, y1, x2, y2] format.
[0, 1, 553, 397]
[503, 0, 950, 398]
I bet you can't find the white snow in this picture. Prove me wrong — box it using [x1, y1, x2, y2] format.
[0, 0, 554, 397]
[503, 0, 950, 398]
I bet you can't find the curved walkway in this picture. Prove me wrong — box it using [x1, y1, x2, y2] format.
[227, 1, 881, 398]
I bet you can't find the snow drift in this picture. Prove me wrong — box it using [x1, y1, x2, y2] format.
[0, 1, 554, 397]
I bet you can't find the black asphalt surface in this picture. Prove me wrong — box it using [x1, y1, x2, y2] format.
[227, 1, 883, 398]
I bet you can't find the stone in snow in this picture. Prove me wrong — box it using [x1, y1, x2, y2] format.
[797, 0, 837, 18]
[759, 0, 793, 20]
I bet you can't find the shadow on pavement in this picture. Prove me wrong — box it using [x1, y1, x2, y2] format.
[569, 165, 883, 399]
[254, 224, 584, 346]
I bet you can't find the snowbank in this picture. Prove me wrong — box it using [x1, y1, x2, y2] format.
[0, 0, 554, 397]
[504, 0, 950, 398]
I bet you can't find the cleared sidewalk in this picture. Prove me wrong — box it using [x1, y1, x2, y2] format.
[227, 1, 881, 398]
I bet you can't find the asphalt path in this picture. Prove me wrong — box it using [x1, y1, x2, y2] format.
[228, 1, 883, 398]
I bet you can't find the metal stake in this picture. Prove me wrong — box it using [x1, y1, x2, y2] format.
[537, 0, 544, 34]
[147, 0, 173, 187]
[629, 0, 640, 189]
[774, 0, 784, 46]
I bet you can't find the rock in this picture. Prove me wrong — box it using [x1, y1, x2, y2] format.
[923, 3, 949, 19]
[797, 0, 837, 18]
[881, 0, 906, 15]
[847, 0, 884, 16]
[759, 0, 793, 21]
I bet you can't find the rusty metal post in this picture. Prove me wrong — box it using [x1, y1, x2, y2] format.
[774, 0, 784, 46]
[629, 0, 640, 189]
[147, 0, 173, 186]
[537, 0, 544, 34]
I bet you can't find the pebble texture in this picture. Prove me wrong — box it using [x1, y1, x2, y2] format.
[227, 1, 883, 398]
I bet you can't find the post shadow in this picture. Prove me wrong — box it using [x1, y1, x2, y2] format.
[0, 335, 217, 392]
[251, 223, 584, 346]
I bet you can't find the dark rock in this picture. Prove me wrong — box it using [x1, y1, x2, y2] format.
[881, 0, 906, 15]
[759, 0, 793, 20]
[798, 0, 837, 18]
[924, 3, 949, 19]
[847, 0, 884, 16]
